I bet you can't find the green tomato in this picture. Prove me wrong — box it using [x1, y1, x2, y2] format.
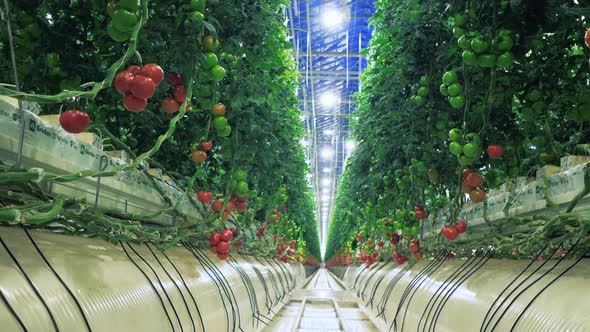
[211, 65, 226, 82]
[466, 132, 481, 143]
[410, 226, 420, 236]
[189, 11, 205, 24]
[449, 95, 466, 109]
[234, 169, 247, 181]
[218, 125, 232, 137]
[111, 9, 138, 32]
[107, 21, 130, 42]
[453, 27, 464, 38]
[463, 142, 480, 158]
[447, 83, 463, 97]
[189, 0, 206, 12]
[496, 35, 513, 51]
[204, 52, 218, 68]
[496, 52, 513, 69]
[449, 128, 462, 142]
[457, 35, 471, 49]
[471, 37, 489, 53]
[439, 84, 449, 96]
[478, 54, 496, 68]
[213, 116, 228, 130]
[413, 95, 425, 105]
[458, 155, 474, 166]
[462, 50, 478, 66]
[417, 86, 429, 97]
[442, 71, 458, 85]
[237, 181, 249, 195]
[118, 0, 140, 10]
[419, 75, 429, 85]
[449, 142, 463, 155]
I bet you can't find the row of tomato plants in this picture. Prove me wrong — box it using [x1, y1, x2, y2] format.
[325, 0, 590, 266]
[0, 0, 320, 261]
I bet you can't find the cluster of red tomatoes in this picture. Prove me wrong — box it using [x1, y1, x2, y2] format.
[267, 209, 282, 225]
[196, 190, 248, 222]
[114, 63, 164, 112]
[441, 219, 468, 241]
[274, 238, 297, 263]
[208, 228, 241, 260]
[392, 251, 408, 265]
[255, 225, 266, 238]
[414, 203, 427, 220]
[359, 251, 379, 268]
[162, 72, 190, 114]
[192, 140, 212, 164]
[461, 168, 486, 203]
[409, 239, 423, 260]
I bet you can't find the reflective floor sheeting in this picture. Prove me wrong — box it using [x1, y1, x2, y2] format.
[264, 268, 379, 332]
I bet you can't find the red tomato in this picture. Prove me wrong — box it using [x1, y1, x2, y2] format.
[208, 232, 220, 245]
[123, 93, 147, 112]
[236, 202, 247, 212]
[462, 168, 473, 182]
[59, 110, 90, 133]
[230, 227, 239, 236]
[140, 64, 164, 86]
[466, 172, 483, 188]
[217, 252, 229, 260]
[192, 150, 207, 163]
[415, 210, 426, 220]
[209, 245, 217, 253]
[454, 219, 467, 234]
[377, 241, 384, 247]
[201, 141, 212, 151]
[129, 75, 156, 99]
[173, 85, 187, 103]
[217, 241, 230, 253]
[114, 71, 135, 95]
[197, 191, 212, 204]
[409, 239, 420, 253]
[212, 199, 224, 212]
[461, 182, 473, 194]
[224, 201, 235, 213]
[162, 97, 180, 113]
[233, 240, 243, 249]
[220, 229, 234, 242]
[238, 195, 248, 202]
[487, 144, 503, 159]
[222, 211, 229, 221]
[212, 103, 226, 116]
[441, 227, 458, 241]
[469, 189, 486, 203]
[126, 65, 141, 75]
[585, 28, 590, 49]
[168, 72, 183, 86]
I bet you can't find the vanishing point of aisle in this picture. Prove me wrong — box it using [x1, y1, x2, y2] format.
[265, 268, 379, 332]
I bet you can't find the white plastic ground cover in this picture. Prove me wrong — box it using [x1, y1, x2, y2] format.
[340, 258, 590, 332]
[0, 104, 201, 225]
[424, 162, 590, 238]
[0, 226, 304, 332]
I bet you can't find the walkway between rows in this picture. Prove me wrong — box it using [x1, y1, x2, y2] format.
[264, 268, 379, 332]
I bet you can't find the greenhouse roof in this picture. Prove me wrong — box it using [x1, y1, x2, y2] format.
[286, 0, 375, 252]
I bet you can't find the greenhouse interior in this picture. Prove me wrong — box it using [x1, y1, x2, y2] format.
[0, 0, 589, 331]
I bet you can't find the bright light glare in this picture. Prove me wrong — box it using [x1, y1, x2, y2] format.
[324, 129, 335, 136]
[323, 167, 331, 173]
[300, 138, 309, 147]
[321, 8, 346, 30]
[320, 91, 339, 108]
[299, 115, 306, 122]
[320, 147, 334, 159]
[322, 188, 330, 193]
[345, 139, 357, 151]
[321, 178, 331, 186]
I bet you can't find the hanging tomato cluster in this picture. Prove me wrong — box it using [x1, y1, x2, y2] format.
[208, 227, 239, 260]
[441, 219, 468, 241]
[392, 251, 408, 265]
[274, 238, 297, 263]
[409, 239, 422, 261]
[414, 203, 427, 220]
[161, 72, 190, 114]
[440, 71, 465, 109]
[359, 250, 379, 268]
[448, 128, 483, 167]
[461, 169, 486, 203]
[410, 75, 430, 106]
[114, 63, 164, 112]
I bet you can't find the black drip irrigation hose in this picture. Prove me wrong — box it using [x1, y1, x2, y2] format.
[145, 243, 195, 332]
[183, 244, 230, 332]
[187, 244, 244, 332]
[487, 242, 577, 332]
[390, 253, 447, 332]
[367, 262, 395, 309]
[126, 243, 184, 332]
[227, 255, 270, 328]
[418, 251, 480, 332]
[119, 242, 175, 332]
[376, 264, 413, 320]
[0, 279, 28, 331]
[509, 249, 589, 332]
[254, 257, 282, 305]
[158, 247, 206, 332]
[481, 244, 563, 332]
[272, 259, 295, 292]
[23, 230, 93, 332]
[352, 265, 368, 290]
[0, 236, 59, 332]
[246, 257, 273, 314]
[428, 250, 494, 332]
[262, 258, 288, 301]
[360, 263, 388, 301]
